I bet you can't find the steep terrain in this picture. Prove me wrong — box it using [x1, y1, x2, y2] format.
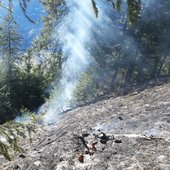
[1, 81, 170, 170]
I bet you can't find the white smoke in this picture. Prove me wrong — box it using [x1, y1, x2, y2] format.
[39, 0, 120, 124]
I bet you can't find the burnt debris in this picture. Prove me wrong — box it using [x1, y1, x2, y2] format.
[73, 128, 121, 163]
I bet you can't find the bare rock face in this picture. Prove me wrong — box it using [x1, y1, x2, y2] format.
[1, 82, 170, 170]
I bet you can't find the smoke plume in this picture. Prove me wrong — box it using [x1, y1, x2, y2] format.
[40, 0, 162, 124]
[40, 0, 116, 123]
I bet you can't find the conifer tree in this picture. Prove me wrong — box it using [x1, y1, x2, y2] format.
[0, 1, 22, 122]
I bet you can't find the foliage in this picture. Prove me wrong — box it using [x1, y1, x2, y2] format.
[0, 0, 37, 23]
[72, 70, 94, 105]
[92, 0, 141, 23]
[0, 121, 38, 160]
[0, 10, 53, 123]
[18, 0, 37, 23]
[0, 106, 44, 161]
[72, 66, 109, 106]
[19, 107, 45, 125]
[127, 0, 141, 24]
[12, 55, 48, 111]
[71, 0, 170, 105]
[0, 3, 23, 123]
[0, 47, 55, 123]
[91, 0, 99, 18]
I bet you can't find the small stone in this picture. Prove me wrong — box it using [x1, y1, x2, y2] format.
[91, 141, 98, 151]
[84, 150, 89, 154]
[100, 132, 109, 141]
[157, 155, 167, 163]
[115, 139, 122, 143]
[19, 154, 26, 159]
[82, 131, 90, 137]
[118, 116, 123, 120]
[59, 158, 64, 162]
[100, 139, 107, 144]
[34, 161, 41, 167]
[13, 164, 20, 170]
[78, 154, 84, 163]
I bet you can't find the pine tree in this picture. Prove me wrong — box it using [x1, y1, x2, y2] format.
[0, 1, 22, 122]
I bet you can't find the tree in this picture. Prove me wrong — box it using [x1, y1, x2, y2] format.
[11, 49, 50, 111]
[0, 1, 23, 122]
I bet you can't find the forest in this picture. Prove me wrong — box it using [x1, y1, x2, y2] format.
[0, 0, 170, 122]
[0, 0, 170, 160]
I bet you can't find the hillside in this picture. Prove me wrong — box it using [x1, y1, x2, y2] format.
[1, 81, 170, 170]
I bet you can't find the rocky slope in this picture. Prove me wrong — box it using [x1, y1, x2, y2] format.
[1, 81, 170, 170]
